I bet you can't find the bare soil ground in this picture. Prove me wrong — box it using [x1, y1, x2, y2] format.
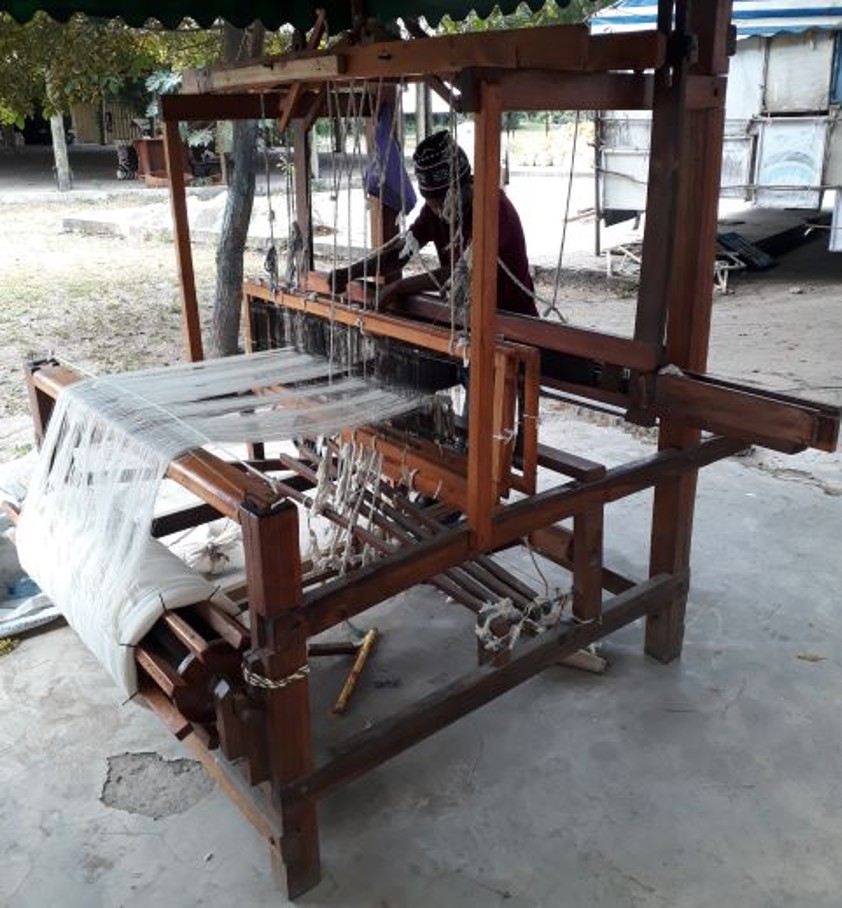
[1, 195, 841, 462]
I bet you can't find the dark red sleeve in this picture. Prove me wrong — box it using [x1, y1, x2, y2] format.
[407, 203, 454, 268]
[497, 192, 538, 317]
[408, 203, 436, 248]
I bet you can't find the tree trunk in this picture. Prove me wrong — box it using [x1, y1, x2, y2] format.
[211, 21, 266, 356]
[45, 70, 72, 192]
[416, 83, 432, 144]
[49, 113, 72, 191]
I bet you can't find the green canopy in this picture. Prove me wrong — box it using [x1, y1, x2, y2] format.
[0, 0, 568, 32]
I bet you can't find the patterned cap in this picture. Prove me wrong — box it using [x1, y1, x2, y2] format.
[413, 131, 471, 197]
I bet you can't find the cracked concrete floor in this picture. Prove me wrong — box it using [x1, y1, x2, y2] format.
[1, 409, 841, 908]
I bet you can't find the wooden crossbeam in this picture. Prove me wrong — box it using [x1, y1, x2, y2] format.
[283, 572, 687, 806]
[652, 371, 841, 454]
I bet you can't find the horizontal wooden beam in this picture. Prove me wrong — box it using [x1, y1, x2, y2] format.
[247, 281, 462, 357]
[396, 296, 659, 374]
[172, 69, 710, 124]
[535, 443, 606, 482]
[283, 571, 686, 805]
[161, 89, 373, 123]
[653, 371, 841, 454]
[182, 26, 669, 97]
[27, 362, 80, 400]
[343, 25, 588, 80]
[162, 91, 285, 122]
[586, 31, 666, 72]
[461, 70, 654, 113]
[461, 71, 727, 114]
[183, 52, 342, 94]
[492, 435, 745, 548]
[496, 311, 661, 373]
[303, 525, 473, 637]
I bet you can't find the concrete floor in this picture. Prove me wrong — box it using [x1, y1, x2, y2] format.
[2, 410, 841, 908]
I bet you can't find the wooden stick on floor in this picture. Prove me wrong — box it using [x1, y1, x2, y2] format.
[331, 628, 380, 715]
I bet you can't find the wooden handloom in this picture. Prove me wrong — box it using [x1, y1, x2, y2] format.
[19, 2, 842, 899]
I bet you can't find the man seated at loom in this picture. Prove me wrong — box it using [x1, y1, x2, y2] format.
[328, 130, 593, 384]
[329, 130, 536, 317]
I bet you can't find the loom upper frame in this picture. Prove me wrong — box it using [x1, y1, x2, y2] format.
[22, 2, 842, 899]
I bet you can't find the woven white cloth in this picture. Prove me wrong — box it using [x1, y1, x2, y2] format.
[16, 531, 236, 696]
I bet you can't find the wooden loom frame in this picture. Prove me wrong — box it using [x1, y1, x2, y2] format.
[20, 2, 842, 899]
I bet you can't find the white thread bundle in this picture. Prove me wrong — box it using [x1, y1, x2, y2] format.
[17, 347, 425, 695]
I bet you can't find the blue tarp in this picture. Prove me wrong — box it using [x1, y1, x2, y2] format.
[591, 0, 842, 38]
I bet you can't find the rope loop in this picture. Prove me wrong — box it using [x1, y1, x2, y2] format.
[242, 662, 310, 690]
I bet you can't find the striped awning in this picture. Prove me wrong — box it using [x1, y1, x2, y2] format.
[590, 0, 842, 38]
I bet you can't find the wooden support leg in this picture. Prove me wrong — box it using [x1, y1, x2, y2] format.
[241, 503, 321, 898]
[643, 0, 733, 662]
[573, 507, 603, 622]
[645, 467, 698, 662]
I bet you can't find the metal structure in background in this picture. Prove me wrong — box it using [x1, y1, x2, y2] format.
[593, 0, 842, 234]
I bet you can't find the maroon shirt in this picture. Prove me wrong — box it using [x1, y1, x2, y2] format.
[409, 190, 538, 317]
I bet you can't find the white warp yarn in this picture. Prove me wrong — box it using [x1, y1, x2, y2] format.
[17, 348, 424, 696]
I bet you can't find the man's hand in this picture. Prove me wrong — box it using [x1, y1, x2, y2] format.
[375, 280, 403, 312]
[327, 268, 350, 295]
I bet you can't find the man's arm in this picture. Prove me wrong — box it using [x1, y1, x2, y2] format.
[327, 233, 408, 293]
[378, 267, 449, 310]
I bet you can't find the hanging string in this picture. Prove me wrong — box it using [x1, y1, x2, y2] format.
[326, 81, 343, 381]
[497, 255, 567, 324]
[395, 79, 410, 239]
[327, 81, 342, 280]
[369, 77, 387, 300]
[260, 93, 279, 294]
[547, 109, 581, 321]
[350, 79, 370, 284]
[282, 113, 303, 289]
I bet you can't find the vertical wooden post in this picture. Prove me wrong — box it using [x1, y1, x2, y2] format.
[24, 360, 57, 448]
[467, 80, 502, 549]
[644, 0, 734, 663]
[163, 119, 204, 362]
[240, 503, 320, 897]
[634, 0, 688, 347]
[573, 507, 603, 622]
